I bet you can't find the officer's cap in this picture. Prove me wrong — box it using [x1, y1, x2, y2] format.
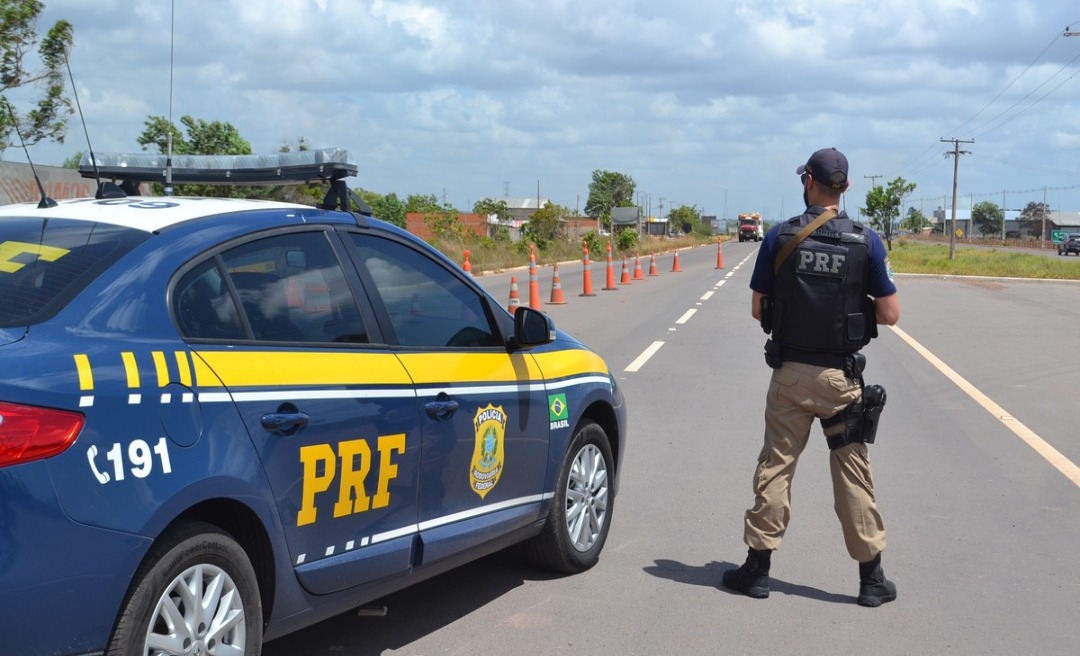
[796, 147, 848, 190]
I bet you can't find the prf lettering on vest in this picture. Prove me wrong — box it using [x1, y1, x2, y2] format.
[296, 434, 406, 527]
[798, 250, 846, 275]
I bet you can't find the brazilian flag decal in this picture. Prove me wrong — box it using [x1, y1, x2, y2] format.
[548, 393, 569, 430]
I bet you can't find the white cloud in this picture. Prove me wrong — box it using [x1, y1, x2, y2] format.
[8, 0, 1080, 216]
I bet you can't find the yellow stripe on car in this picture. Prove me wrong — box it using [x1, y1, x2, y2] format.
[192, 351, 414, 387]
[395, 352, 544, 383]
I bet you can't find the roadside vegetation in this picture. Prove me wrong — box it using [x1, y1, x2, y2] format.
[888, 239, 1080, 280]
[434, 232, 715, 274]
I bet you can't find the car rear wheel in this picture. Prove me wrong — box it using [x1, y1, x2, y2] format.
[107, 521, 262, 656]
[526, 420, 614, 574]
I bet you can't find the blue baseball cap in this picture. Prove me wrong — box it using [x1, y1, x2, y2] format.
[796, 148, 848, 190]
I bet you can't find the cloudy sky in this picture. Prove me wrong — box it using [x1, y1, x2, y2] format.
[10, 0, 1080, 221]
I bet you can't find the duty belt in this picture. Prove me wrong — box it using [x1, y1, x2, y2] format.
[780, 346, 851, 370]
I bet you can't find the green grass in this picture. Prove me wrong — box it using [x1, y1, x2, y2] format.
[888, 239, 1080, 280]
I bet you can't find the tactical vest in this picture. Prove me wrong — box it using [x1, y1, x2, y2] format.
[769, 213, 874, 355]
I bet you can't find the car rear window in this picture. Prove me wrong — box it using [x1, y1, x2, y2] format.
[0, 217, 150, 327]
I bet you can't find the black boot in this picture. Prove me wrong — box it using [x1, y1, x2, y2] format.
[722, 548, 771, 598]
[857, 553, 897, 607]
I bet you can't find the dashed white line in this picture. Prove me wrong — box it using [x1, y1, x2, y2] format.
[675, 309, 697, 324]
[625, 341, 665, 372]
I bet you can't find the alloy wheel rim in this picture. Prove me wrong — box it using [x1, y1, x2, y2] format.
[564, 443, 609, 552]
[145, 563, 246, 656]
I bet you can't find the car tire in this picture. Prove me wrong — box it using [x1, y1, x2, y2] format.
[107, 521, 262, 656]
[525, 420, 614, 574]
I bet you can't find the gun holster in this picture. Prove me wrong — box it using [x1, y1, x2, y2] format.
[764, 339, 782, 369]
[824, 383, 887, 449]
[759, 296, 773, 334]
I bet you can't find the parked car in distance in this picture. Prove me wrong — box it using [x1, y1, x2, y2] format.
[1058, 234, 1080, 256]
[0, 150, 627, 656]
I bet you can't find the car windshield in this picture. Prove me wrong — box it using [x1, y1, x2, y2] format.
[0, 217, 150, 327]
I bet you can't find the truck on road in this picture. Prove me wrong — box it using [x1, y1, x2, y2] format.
[738, 212, 763, 242]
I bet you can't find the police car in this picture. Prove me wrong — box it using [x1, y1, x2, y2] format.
[0, 150, 626, 655]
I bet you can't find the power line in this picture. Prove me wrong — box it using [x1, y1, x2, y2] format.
[946, 27, 1064, 137]
[968, 49, 1080, 140]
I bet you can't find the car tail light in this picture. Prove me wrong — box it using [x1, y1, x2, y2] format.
[0, 402, 85, 468]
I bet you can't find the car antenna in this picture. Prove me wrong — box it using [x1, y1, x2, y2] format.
[164, 0, 176, 196]
[62, 49, 124, 199]
[2, 98, 57, 209]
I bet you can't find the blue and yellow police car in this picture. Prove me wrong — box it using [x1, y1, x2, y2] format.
[0, 150, 626, 655]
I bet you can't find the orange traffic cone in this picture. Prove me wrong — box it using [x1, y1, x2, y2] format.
[603, 242, 618, 291]
[715, 238, 724, 269]
[463, 249, 473, 276]
[507, 276, 521, 314]
[633, 254, 645, 280]
[548, 263, 567, 304]
[528, 245, 542, 309]
[648, 253, 659, 276]
[619, 256, 632, 284]
[581, 246, 596, 297]
[671, 251, 683, 272]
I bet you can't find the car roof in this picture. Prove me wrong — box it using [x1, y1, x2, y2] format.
[0, 197, 313, 233]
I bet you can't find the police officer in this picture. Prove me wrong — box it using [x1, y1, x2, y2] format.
[722, 147, 901, 607]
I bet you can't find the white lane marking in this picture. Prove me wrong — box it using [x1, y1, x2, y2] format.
[701, 291, 714, 301]
[675, 308, 697, 324]
[890, 324, 1080, 488]
[625, 341, 665, 373]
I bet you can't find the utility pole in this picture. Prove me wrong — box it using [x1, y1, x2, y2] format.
[942, 138, 973, 260]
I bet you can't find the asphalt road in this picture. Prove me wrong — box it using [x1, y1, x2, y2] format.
[264, 240, 1080, 656]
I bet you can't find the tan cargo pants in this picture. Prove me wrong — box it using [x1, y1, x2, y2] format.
[743, 361, 886, 562]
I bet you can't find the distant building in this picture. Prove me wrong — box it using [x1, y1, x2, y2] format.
[933, 208, 1080, 239]
[1, 161, 98, 204]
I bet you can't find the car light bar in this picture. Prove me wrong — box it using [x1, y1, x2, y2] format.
[77, 148, 357, 185]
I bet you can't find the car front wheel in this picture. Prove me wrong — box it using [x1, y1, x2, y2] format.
[526, 420, 614, 574]
[107, 521, 262, 656]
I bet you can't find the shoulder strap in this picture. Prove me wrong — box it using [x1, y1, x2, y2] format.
[773, 209, 837, 274]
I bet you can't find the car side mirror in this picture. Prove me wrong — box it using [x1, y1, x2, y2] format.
[510, 306, 555, 349]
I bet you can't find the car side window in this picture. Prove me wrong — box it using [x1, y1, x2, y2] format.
[174, 231, 369, 344]
[349, 235, 499, 348]
[174, 259, 246, 340]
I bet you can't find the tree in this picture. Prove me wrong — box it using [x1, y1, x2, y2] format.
[860, 176, 916, 248]
[971, 201, 1004, 238]
[60, 150, 81, 168]
[1, 1, 74, 155]
[137, 115, 252, 156]
[584, 170, 635, 229]
[1019, 200, 1050, 240]
[362, 190, 405, 228]
[134, 114, 255, 197]
[473, 197, 512, 223]
[669, 204, 704, 235]
[901, 206, 931, 233]
[524, 202, 565, 250]
[404, 193, 444, 214]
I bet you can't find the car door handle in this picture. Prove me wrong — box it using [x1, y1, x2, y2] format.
[261, 411, 310, 436]
[425, 396, 459, 421]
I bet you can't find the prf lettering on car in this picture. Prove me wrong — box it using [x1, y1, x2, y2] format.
[296, 434, 405, 527]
